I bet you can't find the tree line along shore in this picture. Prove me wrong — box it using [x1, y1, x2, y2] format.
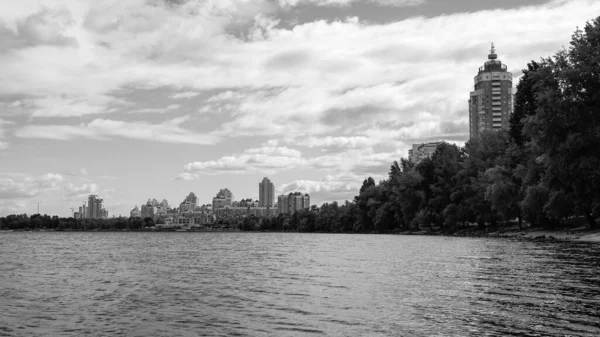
[2, 17, 600, 239]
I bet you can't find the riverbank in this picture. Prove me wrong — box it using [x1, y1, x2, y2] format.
[491, 227, 600, 243]
[3, 224, 600, 243]
[401, 224, 600, 243]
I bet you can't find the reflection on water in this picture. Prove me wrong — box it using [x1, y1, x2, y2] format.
[0, 232, 599, 336]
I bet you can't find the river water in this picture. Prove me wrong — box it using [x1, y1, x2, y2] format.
[0, 232, 599, 336]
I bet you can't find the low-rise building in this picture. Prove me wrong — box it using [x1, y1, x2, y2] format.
[277, 192, 310, 214]
[213, 205, 279, 219]
[160, 211, 217, 229]
[408, 141, 445, 164]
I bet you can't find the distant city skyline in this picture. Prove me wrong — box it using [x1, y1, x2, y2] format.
[1, 0, 599, 217]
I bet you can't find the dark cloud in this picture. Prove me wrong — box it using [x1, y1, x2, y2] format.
[320, 104, 391, 126]
[265, 50, 312, 69]
[277, 0, 550, 29]
[0, 24, 29, 51]
[366, 42, 483, 64]
[13, 8, 78, 49]
[439, 120, 468, 134]
[352, 162, 391, 176]
[373, 120, 415, 130]
[163, 0, 189, 5]
[0, 8, 78, 54]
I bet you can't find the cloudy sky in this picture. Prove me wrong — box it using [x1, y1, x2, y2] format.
[0, 0, 598, 217]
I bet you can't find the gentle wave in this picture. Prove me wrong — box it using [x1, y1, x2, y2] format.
[0, 232, 599, 336]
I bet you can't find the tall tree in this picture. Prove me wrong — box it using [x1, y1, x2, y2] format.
[509, 61, 544, 147]
[523, 17, 600, 228]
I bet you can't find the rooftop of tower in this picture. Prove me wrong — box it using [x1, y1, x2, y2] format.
[478, 42, 507, 73]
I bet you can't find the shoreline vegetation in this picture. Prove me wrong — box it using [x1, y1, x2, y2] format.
[2, 17, 600, 244]
[2, 220, 600, 243]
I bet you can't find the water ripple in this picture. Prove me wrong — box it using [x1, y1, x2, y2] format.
[0, 232, 599, 336]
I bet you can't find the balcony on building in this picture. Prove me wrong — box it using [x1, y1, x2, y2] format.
[478, 60, 508, 73]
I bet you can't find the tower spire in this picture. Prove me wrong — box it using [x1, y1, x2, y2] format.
[488, 42, 497, 60]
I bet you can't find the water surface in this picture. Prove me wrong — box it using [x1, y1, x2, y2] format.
[1, 232, 599, 336]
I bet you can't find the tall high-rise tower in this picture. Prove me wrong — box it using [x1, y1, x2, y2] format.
[88, 195, 98, 218]
[469, 43, 513, 139]
[259, 177, 274, 207]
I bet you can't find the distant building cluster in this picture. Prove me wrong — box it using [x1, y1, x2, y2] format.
[278, 192, 310, 215]
[126, 177, 311, 230]
[211, 178, 279, 221]
[136, 198, 170, 218]
[73, 195, 108, 219]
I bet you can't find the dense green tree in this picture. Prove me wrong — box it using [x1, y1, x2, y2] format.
[424, 143, 464, 229]
[509, 61, 544, 147]
[354, 177, 377, 232]
[393, 170, 425, 230]
[484, 166, 521, 226]
[523, 17, 600, 228]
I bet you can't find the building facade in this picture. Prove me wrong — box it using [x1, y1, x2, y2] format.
[277, 194, 287, 214]
[469, 43, 514, 139]
[278, 192, 310, 214]
[408, 141, 445, 164]
[259, 177, 275, 207]
[217, 189, 233, 201]
[212, 189, 233, 211]
[162, 212, 217, 229]
[79, 204, 86, 219]
[86, 195, 108, 219]
[178, 193, 197, 213]
[141, 202, 157, 218]
[130, 205, 141, 218]
[213, 205, 279, 219]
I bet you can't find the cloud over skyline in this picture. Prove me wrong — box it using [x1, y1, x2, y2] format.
[1, 0, 599, 216]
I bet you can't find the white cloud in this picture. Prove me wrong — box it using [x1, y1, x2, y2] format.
[64, 183, 99, 199]
[0, 173, 64, 199]
[299, 136, 373, 150]
[28, 95, 124, 118]
[279, 179, 356, 195]
[1, 0, 595, 132]
[170, 91, 200, 99]
[0, 119, 12, 137]
[179, 145, 306, 178]
[1, 0, 599, 209]
[0, 119, 13, 150]
[278, 176, 362, 204]
[127, 103, 181, 114]
[0, 199, 28, 214]
[14, 116, 219, 145]
[278, 0, 424, 7]
[64, 168, 89, 177]
[178, 145, 405, 180]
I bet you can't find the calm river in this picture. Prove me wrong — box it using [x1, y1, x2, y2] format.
[1, 232, 599, 336]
